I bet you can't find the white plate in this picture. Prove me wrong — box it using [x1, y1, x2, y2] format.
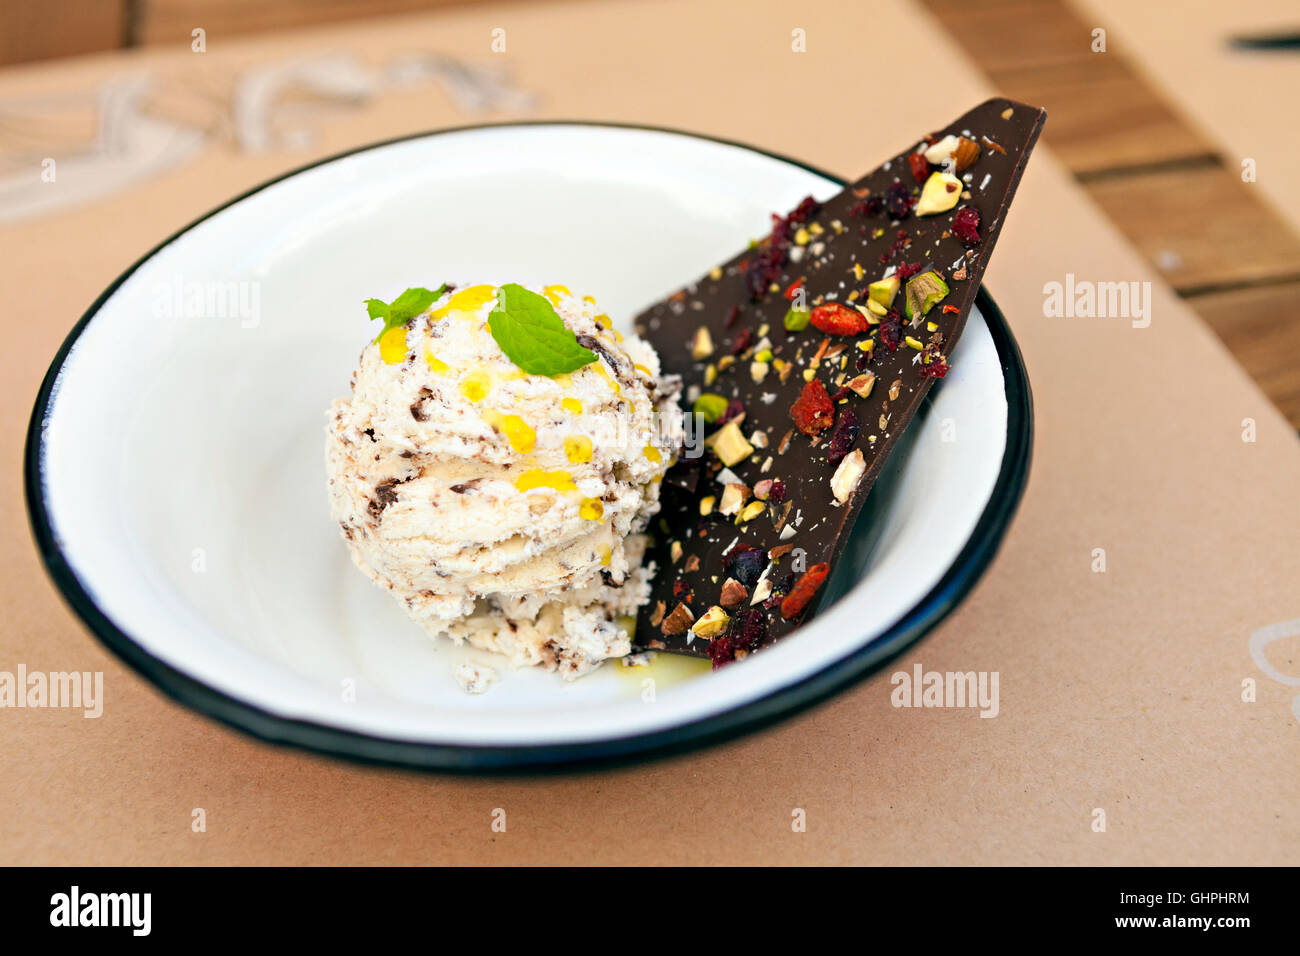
[26, 124, 1031, 770]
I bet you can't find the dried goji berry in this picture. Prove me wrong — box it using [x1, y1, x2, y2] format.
[783, 277, 805, 301]
[780, 563, 829, 620]
[809, 302, 868, 336]
[907, 152, 930, 184]
[941, 304, 960, 314]
[790, 380, 835, 437]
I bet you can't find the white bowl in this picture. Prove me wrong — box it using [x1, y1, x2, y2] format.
[26, 124, 1031, 770]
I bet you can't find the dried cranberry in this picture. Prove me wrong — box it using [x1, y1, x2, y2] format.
[896, 261, 923, 281]
[827, 407, 860, 465]
[855, 350, 872, 371]
[879, 310, 904, 351]
[717, 399, 745, 427]
[788, 195, 821, 224]
[885, 182, 914, 220]
[708, 634, 736, 669]
[725, 304, 741, 328]
[724, 546, 767, 590]
[728, 609, 767, 653]
[878, 229, 912, 265]
[742, 195, 821, 301]
[918, 344, 952, 379]
[730, 327, 753, 355]
[907, 152, 930, 184]
[852, 195, 885, 217]
[952, 207, 981, 247]
[768, 479, 787, 502]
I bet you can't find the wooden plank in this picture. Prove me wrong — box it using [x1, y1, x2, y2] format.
[1084, 166, 1300, 292]
[135, 0, 496, 46]
[992, 57, 1215, 175]
[924, 0, 1100, 74]
[1190, 282, 1300, 429]
[0, 0, 127, 66]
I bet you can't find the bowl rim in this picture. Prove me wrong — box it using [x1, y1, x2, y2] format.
[24, 120, 1033, 773]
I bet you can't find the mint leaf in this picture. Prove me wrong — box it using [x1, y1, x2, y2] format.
[488, 284, 596, 377]
[389, 287, 440, 323]
[364, 284, 447, 341]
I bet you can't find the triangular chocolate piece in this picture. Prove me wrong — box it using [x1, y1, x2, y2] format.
[633, 97, 1046, 665]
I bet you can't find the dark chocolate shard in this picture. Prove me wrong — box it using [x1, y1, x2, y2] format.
[633, 98, 1046, 664]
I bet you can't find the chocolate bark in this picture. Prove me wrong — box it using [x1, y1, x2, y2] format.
[633, 97, 1046, 665]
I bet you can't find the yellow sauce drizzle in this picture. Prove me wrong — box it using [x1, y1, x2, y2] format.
[483, 410, 536, 453]
[379, 326, 408, 364]
[515, 469, 576, 493]
[564, 435, 593, 463]
[459, 371, 491, 402]
[431, 284, 496, 319]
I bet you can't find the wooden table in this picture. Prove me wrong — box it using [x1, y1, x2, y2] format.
[922, 0, 1300, 428]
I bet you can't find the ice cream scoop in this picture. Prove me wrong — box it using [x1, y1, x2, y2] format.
[326, 283, 683, 679]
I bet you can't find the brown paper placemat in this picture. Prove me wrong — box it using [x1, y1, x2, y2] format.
[1, 0, 1297, 865]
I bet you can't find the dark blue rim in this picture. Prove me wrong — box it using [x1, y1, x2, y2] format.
[23, 121, 1034, 773]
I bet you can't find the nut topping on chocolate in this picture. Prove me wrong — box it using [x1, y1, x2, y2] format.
[633, 98, 1046, 666]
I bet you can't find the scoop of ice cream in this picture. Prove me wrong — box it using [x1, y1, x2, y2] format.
[326, 283, 683, 679]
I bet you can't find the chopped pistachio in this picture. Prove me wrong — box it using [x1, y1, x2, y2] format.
[692, 392, 728, 423]
[848, 373, 876, 397]
[903, 271, 950, 320]
[783, 306, 811, 332]
[691, 605, 730, 639]
[699, 495, 716, 517]
[915, 171, 963, 216]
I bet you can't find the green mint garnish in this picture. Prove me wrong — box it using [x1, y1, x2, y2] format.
[365, 284, 448, 340]
[487, 283, 597, 377]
